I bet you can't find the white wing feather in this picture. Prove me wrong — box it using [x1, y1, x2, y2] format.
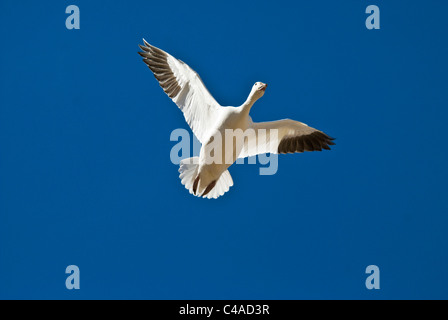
[239, 118, 335, 158]
[139, 40, 221, 143]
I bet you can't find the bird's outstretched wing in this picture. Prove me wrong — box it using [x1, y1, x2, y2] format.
[238, 119, 335, 158]
[138, 39, 221, 143]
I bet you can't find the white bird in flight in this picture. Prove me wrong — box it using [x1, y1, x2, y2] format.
[138, 39, 335, 199]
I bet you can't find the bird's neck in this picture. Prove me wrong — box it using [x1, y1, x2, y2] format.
[240, 92, 258, 115]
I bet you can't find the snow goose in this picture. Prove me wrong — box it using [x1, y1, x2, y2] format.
[138, 39, 335, 199]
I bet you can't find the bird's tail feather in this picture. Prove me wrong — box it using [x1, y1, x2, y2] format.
[178, 157, 233, 199]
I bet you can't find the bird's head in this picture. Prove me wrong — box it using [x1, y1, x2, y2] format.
[251, 82, 268, 100]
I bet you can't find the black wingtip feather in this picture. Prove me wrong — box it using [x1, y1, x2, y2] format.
[277, 131, 336, 154]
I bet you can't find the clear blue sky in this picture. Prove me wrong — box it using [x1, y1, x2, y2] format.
[1, 0, 447, 299]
